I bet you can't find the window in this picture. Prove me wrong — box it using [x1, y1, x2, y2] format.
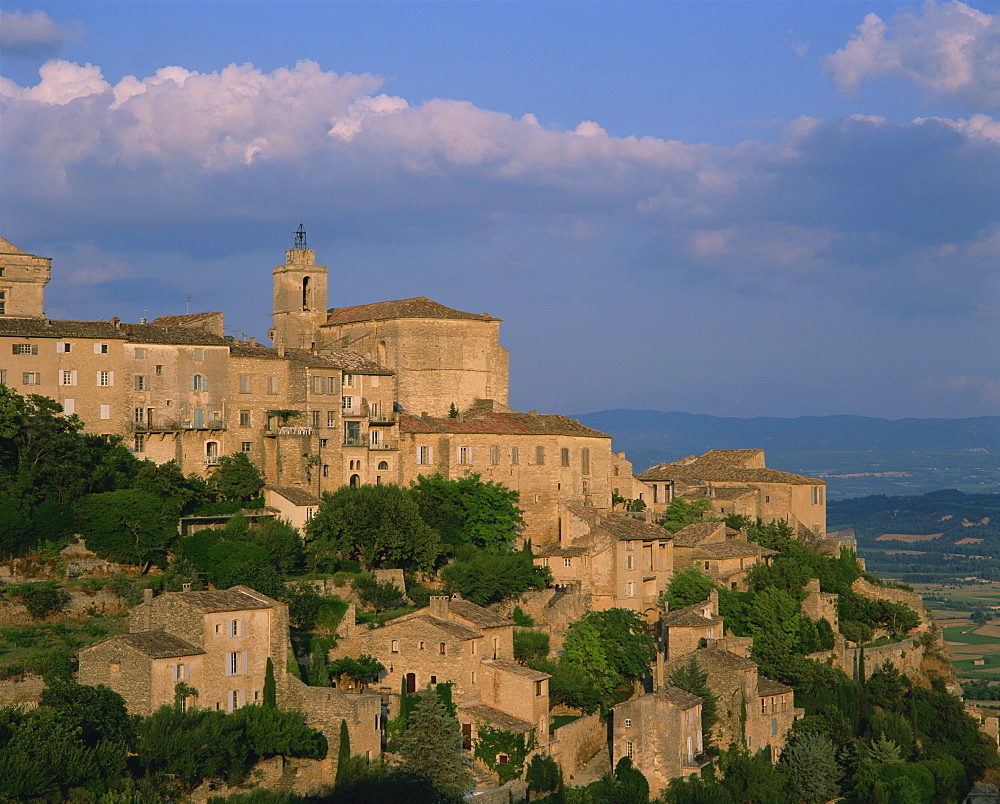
[60, 370, 76, 386]
[57, 341, 71, 353]
[323, 376, 337, 394]
[0, 294, 4, 315]
[490, 445, 500, 465]
[12, 344, 37, 355]
[134, 375, 148, 390]
[240, 410, 251, 427]
[511, 446, 519, 465]
[439, 642, 446, 655]
[172, 663, 188, 681]
[457, 446, 470, 465]
[241, 442, 252, 453]
[134, 434, 145, 452]
[771, 717, 778, 736]
[624, 719, 632, 728]
[134, 347, 144, 359]
[311, 410, 320, 428]
[541, 558, 549, 566]
[155, 364, 163, 375]
[239, 375, 252, 393]
[319, 438, 328, 448]
[62, 398, 74, 414]
[99, 403, 112, 419]
[189, 374, 206, 391]
[228, 652, 240, 675]
[564, 558, 572, 567]
[626, 741, 633, 758]
[378, 461, 389, 470]
[561, 448, 569, 466]
[267, 376, 278, 395]
[535, 446, 545, 465]
[322, 464, 329, 477]
[342, 396, 354, 412]
[327, 410, 336, 427]
[625, 581, 636, 598]
[343, 373, 356, 387]
[310, 376, 321, 394]
[22, 371, 43, 384]
[764, 496, 770, 503]
[626, 555, 635, 570]
[535, 680, 544, 696]
[98, 371, 114, 386]
[94, 343, 109, 354]
[581, 448, 590, 475]
[229, 690, 241, 711]
[391, 640, 399, 653]
[229, 619, 243, 637]
[344, 420, 361, 445]
[613, 465, 619, 477]
[193, 348, 204, 361]
[418, 446, 433, 465]
[471, 671, 477, 684]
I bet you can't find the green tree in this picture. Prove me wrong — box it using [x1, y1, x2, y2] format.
[663, 566, 715, 610]
[779, 732, 840, 804]
[668, 658, 718, 747]
[590, 756, 650, 804]
[207, 452, 264, 503]
[335, 719, 351, 788]
[514, 629, 550, 666]
[263, 658, 276, 708]
[398, 689, 474, 801]
[76, 488, 181, 571]
[328, 655, 386, 691]
[662, 498, 713, 534]
[525, 753, 561, 798]
[306, 484, 441, 571]
[410, 473, 524, 552]
[441, 544, 550, 606]
[39, 680, 135, 750]
[353, 574, 405, 613]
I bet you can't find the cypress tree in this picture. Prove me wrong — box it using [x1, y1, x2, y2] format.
[399, 689, 474, 800]
[335, 718, 351, 787]
[669, 657, 719, 747]
[263, 657, 276, 707]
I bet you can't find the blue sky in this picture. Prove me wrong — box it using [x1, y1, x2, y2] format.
[2, 0, 998, 419]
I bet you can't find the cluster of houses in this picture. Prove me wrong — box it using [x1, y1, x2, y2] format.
[2, 232, 831, 795]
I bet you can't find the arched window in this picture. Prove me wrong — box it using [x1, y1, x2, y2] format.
[350, 474, 360, 487]
[377, 341, 387, 365]
[302, 276, 311, 310]
[378, 461, 389, 470]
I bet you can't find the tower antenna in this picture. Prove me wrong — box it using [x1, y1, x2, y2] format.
[293, 223, 307, 248]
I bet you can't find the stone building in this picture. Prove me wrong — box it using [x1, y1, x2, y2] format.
[333, 595, 550, 749]
[636, 449, 827, 538]
[611, 686, 703, 796]
[0, 237, 49, 319]
[533, 505, 673, 618]
[78, 585, 381, 776]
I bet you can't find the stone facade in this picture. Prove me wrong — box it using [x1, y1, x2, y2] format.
[611, 686, 703, 796]
[0, 236, 49, 319]
[637, 450, 827, 538]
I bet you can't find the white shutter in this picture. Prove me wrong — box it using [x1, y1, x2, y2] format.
[242, 651, 249, 675]
[63, 399, 74, 415]
[56, 342, 65, 353]
[371, 376, 379, 387]
[93, 343, 101, 354]
[108, 371, 114, 386]
[202, 375, 208, 392]
[240, 618, 246, 636]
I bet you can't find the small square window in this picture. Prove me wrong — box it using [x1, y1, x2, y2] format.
[155, 365, 163, 375]
[241, 442, 252, 453]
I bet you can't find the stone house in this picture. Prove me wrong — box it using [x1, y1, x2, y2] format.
[265, 485, 322, 532]
[333, 595, 550, 748]
[637, 450, 827, 538]
[611, 686, 703, 796]
[533, 505, 673, 618]
[78, 585, 381, 775]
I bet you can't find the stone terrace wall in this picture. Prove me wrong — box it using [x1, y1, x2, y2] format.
[466, 779, 527, 804]
[549, 712, 605, 777]
[851, 578, 927, 622]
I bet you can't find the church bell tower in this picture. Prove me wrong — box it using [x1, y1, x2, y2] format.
[268, 225, 328, 351]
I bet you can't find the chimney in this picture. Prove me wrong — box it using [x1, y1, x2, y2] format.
[111, 316, 121, 328]
[140, 317, 147, 324]
[249, 336, 256, 346]
[529, 410, 537, 415]
[182, 582, 192, 592]
[144, 587, 154, 631]
[429, 596, 450, 620]
[144, 588, 153, 604]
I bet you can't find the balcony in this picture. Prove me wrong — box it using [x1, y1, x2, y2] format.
[343, 436, 365, 447]
[369, 413, 398, 425]
[265, 426, 315, 437]
[369, 441, 398, 451]
[205, 455, 223, 465]
[341, 407, 365, 418]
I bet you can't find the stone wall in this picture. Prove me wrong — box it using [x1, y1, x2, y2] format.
[465, 779, 528, 804]
[851, 577, 927, 622]
[549, 712, 605, 777]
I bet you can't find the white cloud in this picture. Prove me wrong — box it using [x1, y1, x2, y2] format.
[825, 1, 1000, 109]
[0, 9, 80, 59]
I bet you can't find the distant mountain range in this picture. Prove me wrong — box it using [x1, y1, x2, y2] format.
[574, 410, 1000, 456]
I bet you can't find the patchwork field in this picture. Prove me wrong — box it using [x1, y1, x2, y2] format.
[912, 581, 1000, 683]
[875, 533, 944, 542]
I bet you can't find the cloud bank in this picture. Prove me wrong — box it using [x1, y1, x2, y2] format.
[0, 9, 80, 60]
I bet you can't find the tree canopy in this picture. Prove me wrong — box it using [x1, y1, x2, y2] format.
[410, 472, 523, 552]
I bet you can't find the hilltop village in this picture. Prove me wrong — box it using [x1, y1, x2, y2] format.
[0, 234, 994, 803]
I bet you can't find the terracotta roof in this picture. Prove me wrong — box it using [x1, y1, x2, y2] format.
[119, 630, 206, 659]
[533, 544, 590, 558]
[757, 677, 794, 697]
[690, 542, 777, 560]
[121, 323, 230, 346]
[659, 686, 704, 709]
[663, 603, 721, 628]
[447, 598, 513, 629]
[671, 522, 730, 548]
[413, 615, 483, 641]
[598, 513, 670, 542]
[637, 450, 823, 485]
[228, 342, 392, 374]
[324, 296, 501, 326]
[0, 318, 125, 339]
[266, 485, 322, 507]
[460, 703, 535, 733]
[167, 587, 277, 613]
[400, 410, 610, 439]
[148, 312, 222, 328]
[483, 658, 550, 680]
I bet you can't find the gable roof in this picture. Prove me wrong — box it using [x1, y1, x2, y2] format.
[690, 541, 777, 560]
[266, 485, 321, 507]
[659, 685, 703, 709]
[757, 677, 794, 697]
[399, 410, 610, 439]
[447, 598, 513, 629]
[227, 342, 392, 374]
[324, 297, 500, 326]
[118, 630, 206, 659]
[460, 703, 534, 733]
[637, 449, 823, 485]
[412, 615, 483, 641]
[662, 602, 721, 628]
[165, 587, 278, 613]
[0, 318, 125, 339]
[671, 522, 731, 548]
[121, 323, 230, 346]
[483, 658, 550, 680]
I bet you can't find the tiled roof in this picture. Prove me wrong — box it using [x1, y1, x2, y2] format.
[415, 615, 483, 641]
[119, 630, 206, 658]
[695, 647, 757, 669]
[659, 686, 703, 709]
[637, 450, 823, 485]
[483, 658, 550, 680]
[690, 542, 777, 560]
[533, 545, 590, 558]
[148, 312, 222, 328]
[266, 485, 322, 506]
[399, 410, 610, 439]
[168, 588, 276, 613]
[757, 677, 794, 696]
[460, 703, 535, 733]
[448, 598, 514, 629]
[671, 522, 730, 548]
[0, 318, 125, 339]
[121, 323, 230, 346]
[663, 604, 721, 628]
[324, 297, 501, 326]
[228, 342, 392, 374]
[599, 513, 670, 542]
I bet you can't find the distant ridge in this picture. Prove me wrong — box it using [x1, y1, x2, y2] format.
[574, 410, 1000, 456]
